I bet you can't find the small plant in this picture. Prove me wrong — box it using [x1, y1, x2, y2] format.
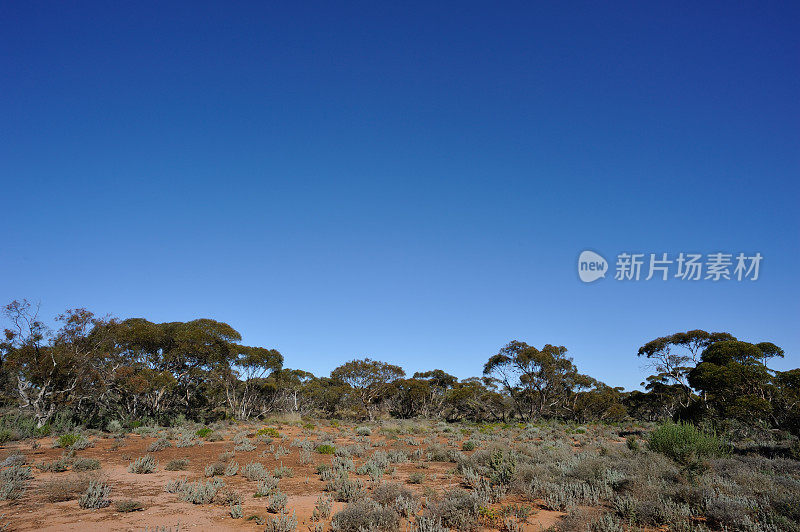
[241, 461, 269, 481]
[489, 449, 516, 486]
[626, 435, 639, 451]
[408, 472, 425, 484]
[0, 464, 32, 500]
[195, 427, 213, 438]
[412, 515, 447, 532]
[205, 462, 225, 477]
[79, 480, 112, 509]
[230, 502, 243, 519]
[356, 426, 372, 436]
[264, 509, 297, 532]
[165, 458, 189, 471]
[330, 498, 400, 531]
[235, 439, 257, 452]
[73, 457, 101, 471]
[267, 490, 288, 513]
[462, 440, 477, 451]
[257, 427, 280, 438]
[325, 476, 364, 502]
[129, 454, 158, 474]
[38, 455, 72, 472]
[116, 499, 144, 512]
[70, 435, 92, 450]
[312, 494, 333, 521]
[148, 437, 172, 452]
[254, 476, 280, 497]
[171, 478, 225, 504]
[317, 444, 336, 455]
[57, 433, 80, 449]
[224, 461, 239, 476]
[273, 464, 293, 478]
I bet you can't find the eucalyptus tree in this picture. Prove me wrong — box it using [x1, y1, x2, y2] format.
[330, 358, 405, 420]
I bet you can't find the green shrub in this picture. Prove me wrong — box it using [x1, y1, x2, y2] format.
[0, 429, 13, 445]
[57, 433, 80, 449]
[462, 440, 477, 451]
[648, 423, 728, 463]
[257, 427, 280, 438]
[195, 427, 212, 438]
[317, 444, 336, 455]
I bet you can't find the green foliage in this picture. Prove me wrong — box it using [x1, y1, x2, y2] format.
[317, 444, 336, 455]
[195, 427, 212, 438]
[57, 433, 80, 448]
[648, 423, 728, 463]
[257, 427, 280, 438]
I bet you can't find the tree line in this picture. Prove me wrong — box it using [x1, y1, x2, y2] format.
[1, 300, 797, 435]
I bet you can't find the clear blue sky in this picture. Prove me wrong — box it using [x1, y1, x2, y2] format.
[1, 2, 798, 390]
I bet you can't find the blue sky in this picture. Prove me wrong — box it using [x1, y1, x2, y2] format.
[1, 2, 798, 390]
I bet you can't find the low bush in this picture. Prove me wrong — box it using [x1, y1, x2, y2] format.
[425, 489, 479, 530]
[330, 498, 400, 532]
[257, 427, 280, 438]
[115, 499, 144, 512]
[649, 423, 728, 463]
[267, 490, 288, 513]
[128, 454, 158, 474]
[40, 475, 93, 502]
[317, 444, 336, 455]
[73, 458, 101, 471]
[57, 433, 80, 449]
[79, 480, 111, 509]
[264, 509, 297, 532]
[148, 437, 172, 452]
[241, 461, 269, 481]
[165, 458, 189, 471]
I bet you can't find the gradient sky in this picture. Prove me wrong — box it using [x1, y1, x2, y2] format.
[1, 2, 798, 391]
